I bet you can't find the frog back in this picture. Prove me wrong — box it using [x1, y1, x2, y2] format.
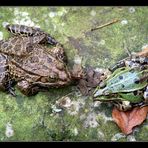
[13, 44, 67, 77]
[104, 68, 148, 93]
[0, 35, 46, 57]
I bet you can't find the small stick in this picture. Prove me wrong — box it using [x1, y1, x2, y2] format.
[91, 19, 119, 32]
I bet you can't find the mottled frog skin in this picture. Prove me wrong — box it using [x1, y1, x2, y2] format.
[0, 24, 71, 96]
[6, 24, 60, 46]
[93, 56, 148, 111]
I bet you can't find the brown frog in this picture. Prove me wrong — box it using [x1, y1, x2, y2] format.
[0, 24, 74, 96]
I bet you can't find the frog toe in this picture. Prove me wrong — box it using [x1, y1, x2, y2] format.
[8, 88, 16, 97]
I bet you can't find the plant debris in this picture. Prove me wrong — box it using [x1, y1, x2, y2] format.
[136, 47, 148, 57]
[112, 106, 148, 135]
[90, 19, 119, 32]
[77, 66, 107, 96]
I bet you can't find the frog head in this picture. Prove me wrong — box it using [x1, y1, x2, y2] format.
[93, 86, 116, 101]
[45, 60, 72, 87]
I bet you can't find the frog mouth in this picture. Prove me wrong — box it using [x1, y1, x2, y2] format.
[93, 89, 104, 98]
[93, 87, 110, 98]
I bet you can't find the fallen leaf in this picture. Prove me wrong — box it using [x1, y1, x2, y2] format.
[112, 106, 148, 135]
[71, 64, 85, 80]
[78, 79, 89, 96]
[136, 47, 148, 57]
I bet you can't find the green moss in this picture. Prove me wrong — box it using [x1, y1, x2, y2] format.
[136, 123, 148, 141]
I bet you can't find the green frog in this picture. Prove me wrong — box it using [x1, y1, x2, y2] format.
[0, 24, 74, 96]
[93, 56, 148, 111]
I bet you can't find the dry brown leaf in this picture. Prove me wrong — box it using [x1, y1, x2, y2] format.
[77, 66, 106, 96]
[112, 106, 148, 135]
[71, 64, 85, 80]
[136, 47, 148, 57]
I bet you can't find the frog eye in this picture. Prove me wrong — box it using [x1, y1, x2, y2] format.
[48, 74, 58, 82]
[48, 77, 56, 82]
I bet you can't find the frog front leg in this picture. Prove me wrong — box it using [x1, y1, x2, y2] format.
[16, 80, 50, 96]
[16, 80, 40, 96]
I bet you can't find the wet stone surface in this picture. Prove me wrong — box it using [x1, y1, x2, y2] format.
[0, 7, 147, 141]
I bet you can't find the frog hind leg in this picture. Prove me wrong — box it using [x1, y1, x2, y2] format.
[46, 34, 61, 46]
[6, 24, 61, 46]
[124, 86, 148, 108]
[31, 34, 61, 46]
[6, 24, 42, 37]
[131, 56, 148, 65]
[108, 60, 126, 72]
[124, 56, 148, 69]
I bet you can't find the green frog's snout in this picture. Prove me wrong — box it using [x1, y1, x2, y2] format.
[93, 89, 104, 98]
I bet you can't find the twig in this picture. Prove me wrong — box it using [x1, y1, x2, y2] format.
[90, 19, 119, 32]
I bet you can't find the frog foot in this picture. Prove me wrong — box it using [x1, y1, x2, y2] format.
[17, 80, 40, 96]
[6, 80, 16, 97]
[8, 87, 16, 97]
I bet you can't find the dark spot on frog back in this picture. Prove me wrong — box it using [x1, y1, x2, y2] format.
[30, 56, 39, 63]
[121, 84, 125, 88]
[47, 57, 52, 63]
[14, 44, 22, 52]
[42, 65, 48, 70]
[26, 43, 34, 53]
[119, 75, 123, 80]
[134, 78, 140, 84]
